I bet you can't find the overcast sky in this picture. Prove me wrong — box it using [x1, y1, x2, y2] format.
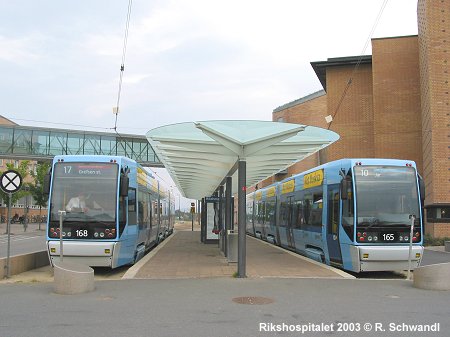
[1, 0, 418, 135]
[1, 1, 419, 206]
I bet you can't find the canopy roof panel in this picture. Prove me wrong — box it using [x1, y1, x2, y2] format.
[146, 120, 339, 199]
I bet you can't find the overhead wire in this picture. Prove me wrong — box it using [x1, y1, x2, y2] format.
[327, 0, 389, 130]
[113, 0, 133, 133]
[8, 118, 112, 131]
[13, 1, 135, 136]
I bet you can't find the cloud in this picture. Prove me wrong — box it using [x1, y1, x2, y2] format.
[1, 0, 418, 134]
[123, 73, 152, 85]
[0, 34, 43, 65]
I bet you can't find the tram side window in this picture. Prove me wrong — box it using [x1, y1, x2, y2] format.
[303, 194, 312, 226]
[327, 187, 340, 235]
[148, 199, 153, 229]
[266, 200, 276, 225]
[259, 202, 265, 224]
[342, 185, 354, 239]
[138, 190, 144, 229]
[138, 190, 150, 230]
[118, 195, 126, 236]
[311, 192, 323, 227]
[246, 203, 253, 224]
[152, 199, 158, 226]
[128, 188, 137, 225]
[291, 202, 297, 229]
[294, 200, 305, 229]
[280, 201, 289, 227]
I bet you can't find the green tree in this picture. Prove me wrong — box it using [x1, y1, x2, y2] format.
[29, 161, 50, 229]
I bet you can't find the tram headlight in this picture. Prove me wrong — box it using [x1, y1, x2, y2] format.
[100, 232, 105, 238]
[94, 232, 99, 238]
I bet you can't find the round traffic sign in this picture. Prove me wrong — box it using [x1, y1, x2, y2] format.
[0, 170, 23, 193]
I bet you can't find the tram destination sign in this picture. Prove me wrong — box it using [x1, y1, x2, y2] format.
[55, 162, 118, 177]
[0, 170, 23, 194]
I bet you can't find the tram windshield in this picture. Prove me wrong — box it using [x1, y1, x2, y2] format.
[48, 162, 118, 239]
[354, 166, 420, 229]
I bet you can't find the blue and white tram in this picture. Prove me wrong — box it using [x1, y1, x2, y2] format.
[45, 155, 174, 268]
[247, 158, 425, 272]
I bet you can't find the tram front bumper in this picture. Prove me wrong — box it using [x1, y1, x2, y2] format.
[350, 245, 424, 272]
[47, 241, 118, 267]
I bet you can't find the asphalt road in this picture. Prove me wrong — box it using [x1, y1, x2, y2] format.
[421, 248, 450, 266]
[0, 233, 47, 258]
[0, 277, 449, 337]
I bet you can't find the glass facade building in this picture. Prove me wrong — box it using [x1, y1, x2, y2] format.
[0, 125, 161, 167]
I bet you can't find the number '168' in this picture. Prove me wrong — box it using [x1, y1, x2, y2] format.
[76, 230, 88, 237]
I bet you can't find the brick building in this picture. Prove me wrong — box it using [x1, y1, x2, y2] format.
[270, 0, 449, 237]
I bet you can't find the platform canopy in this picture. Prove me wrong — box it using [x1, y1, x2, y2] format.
[146, 120, 339, 199]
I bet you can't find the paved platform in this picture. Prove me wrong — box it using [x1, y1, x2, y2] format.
[126, 227, 349, 279]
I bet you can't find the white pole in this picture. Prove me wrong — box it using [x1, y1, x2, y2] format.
[407, 214, 415, 280]
[58, 210, 66, 262]
[5, 193, 12, 278]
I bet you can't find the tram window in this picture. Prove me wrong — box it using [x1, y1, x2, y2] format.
[138, 190, 144, 229]
[257, 202, 265, 224]
[128, 188, 137, 225]
[311, 192, 323, 227]
[118, 196, 126, 235]
[280, 201, 289, 227]
[303, 195, 312, 226]
[291, 202, 297, 228]
[342, 185, 354, 239]
[138, 190, 150, 229]
[247, 203, 253, 223]
[148, 200, 153, 228]
[294, 200, 304, 229]
[246, 204, 253, 223]
[266, 201, 276, 225]
[327, 187, 339, 235]
[152, 200, 158, 225]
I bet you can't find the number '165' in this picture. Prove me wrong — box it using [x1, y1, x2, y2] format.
[383, 233, 394, 241]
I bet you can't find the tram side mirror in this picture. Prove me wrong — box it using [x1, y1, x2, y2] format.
[120, 175, 129, 197]
[43, 172, 51, 196]
[340, 178, 349, 200]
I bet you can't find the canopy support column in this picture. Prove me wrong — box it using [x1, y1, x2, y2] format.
[238, 159, 246, 278]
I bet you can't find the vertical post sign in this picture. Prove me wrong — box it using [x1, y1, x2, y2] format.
[0, 170, 23, 278]
[190, 202, 196, 231]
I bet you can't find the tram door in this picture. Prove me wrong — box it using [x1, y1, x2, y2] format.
[326, 185, 342, 265]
